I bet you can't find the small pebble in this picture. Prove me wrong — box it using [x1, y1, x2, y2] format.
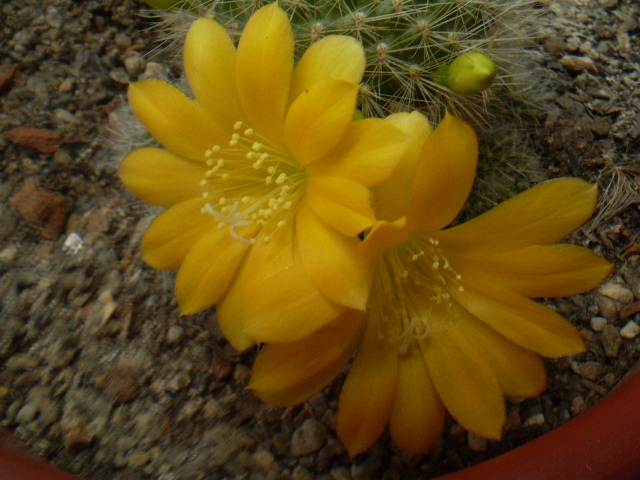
[45, 6, 64, 29]
[571, 360, 605, 380]
[596, 294, 623, 319]
[620, 321, 640, 339]
[467, 432, 488, 452]
[123, 51, 146, 77]
[590, 316, 607, 332]
[599, 283, 634, 304]
[600, 324, 623, 357]
[0, 245, 18, 262]
[250, 448, 276, 472]
[127, 451, 151, 468]
[561, 55, 596, 73]
[166, 325, 184, 343]
[523, 413, 545, 427]
[291, 419, 327, 456]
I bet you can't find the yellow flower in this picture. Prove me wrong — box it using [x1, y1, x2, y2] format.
[119, 4, 409, 349]
[249, 112, 612, 455]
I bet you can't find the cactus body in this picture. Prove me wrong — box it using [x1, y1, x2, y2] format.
[151, 0, 537, 119]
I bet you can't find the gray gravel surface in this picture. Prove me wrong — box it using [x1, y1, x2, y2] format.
[1, 0, 639, 479]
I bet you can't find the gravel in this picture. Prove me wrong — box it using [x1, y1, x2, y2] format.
[1, 0, 639, 479]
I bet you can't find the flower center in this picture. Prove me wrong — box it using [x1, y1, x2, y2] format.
[370, 234, 464, 353]
[199, 121, 306, 244]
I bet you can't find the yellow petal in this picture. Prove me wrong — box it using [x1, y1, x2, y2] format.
[452, 303, 547, 398]
[141, 198, 214, 269]
[336, 316, 399, 455]
[216, 257, 256, 352]
[358, 218, 409, 261]
[119, 148, 204, 207]
[451, 283, 586, 358]
[309, 118, 409, 187]
[449, 244, 613, 298]
[372, 111, 432, 222]
[250, 310, 364, 406]
[436, 178, 599, 253]
[128, 80, 227, 161]
[242, 224, 344, 343]
[306, 176, 376, 237]
[243, 261, 345, 343]
[297, 200, 373, 311]
[284, 78, 359, 166]
[175, 228, 249, 315]
[389, 344, 446, 454]
[423, 306, 505, 440]
[409, 112, 478, 233]
[289, 35, 365, 103]
[235, 3, 293, 146]
[184, 17, 244, 132]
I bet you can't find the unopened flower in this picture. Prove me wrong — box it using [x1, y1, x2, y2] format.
[435, 51, 499, 95]
[250, 112, 612, 454]
[119, 4, 409, 349]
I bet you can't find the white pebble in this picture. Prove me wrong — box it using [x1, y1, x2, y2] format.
[598, 283, 634, 304]
[523, 413, 545, 427]
[620, 321, 640, 339]
[590, 316, 608, 332]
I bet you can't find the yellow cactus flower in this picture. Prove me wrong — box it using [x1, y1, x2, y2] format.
[249, 112, 612, 455]
[119, 3, 409, 349]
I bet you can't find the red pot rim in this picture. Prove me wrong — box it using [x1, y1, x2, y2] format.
[2, 361, 640, 480]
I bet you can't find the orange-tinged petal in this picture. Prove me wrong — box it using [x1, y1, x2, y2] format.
[336, 316, 399, 455]
[452, 303, 547, 398]
[306, 176, 376, 237]
[128, 80, 227, 161]
[423, 307, 505, 440]
[250, 310, 364, 406]
[184, 17, 244, 133]
[216, 257, 256, 352]
[284, 78, 359, 166]
[448, 244, 612, 298]
[358, 218, 409, 261]
[451, 283, 586, 358]
[289, 35, 365, 103]
[141, 198, 214, 269]
[409, 112, 478, 233]
[297, 199, 373, 311]
[242, 260, 345, 343]
[436, 178, 599, 253]
[372, 111, 432, 222]
[175, 228, 249, 315]
[235, 3, 293, 146]
[242, 224, 344, 343]
[389, 344, 446, 454]
[119, 148, 204, 207]
[310, 118, 409, 187]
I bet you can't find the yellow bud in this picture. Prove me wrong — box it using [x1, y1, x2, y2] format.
[435, 52, 499, 96]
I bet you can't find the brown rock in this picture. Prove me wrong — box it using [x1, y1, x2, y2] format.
[8, 178, 69, 240]
[3, 127, 64, 153]
[0, 64, 18, 92]
[561, 55, 597, 74]
[96, 366, 139, 403]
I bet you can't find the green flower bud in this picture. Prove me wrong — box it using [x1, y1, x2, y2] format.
[435, 52, 499, 96]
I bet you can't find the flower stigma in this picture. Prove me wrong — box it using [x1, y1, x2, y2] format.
[199, 121, 306, 244]
[371, 233, 464, 354]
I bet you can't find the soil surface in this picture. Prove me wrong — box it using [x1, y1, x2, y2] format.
[1, 0, 639, 479]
